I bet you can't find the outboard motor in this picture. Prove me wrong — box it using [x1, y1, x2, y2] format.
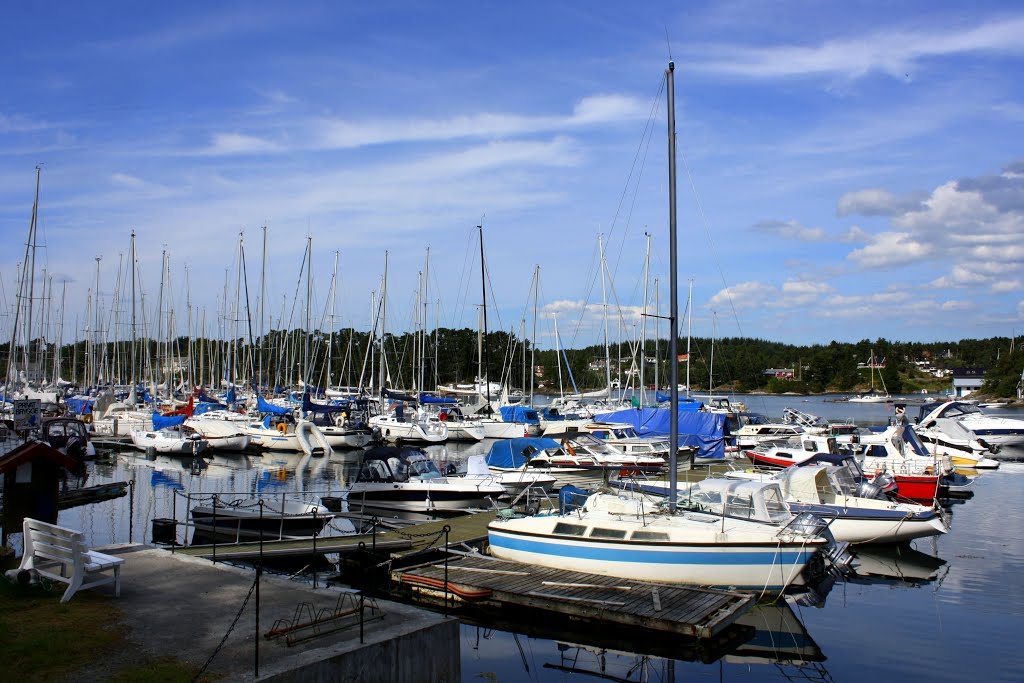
[867, 471, 897, 498]
[787, 511, 854, 573]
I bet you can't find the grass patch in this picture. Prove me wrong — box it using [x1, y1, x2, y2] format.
[0, 578, 211, 681]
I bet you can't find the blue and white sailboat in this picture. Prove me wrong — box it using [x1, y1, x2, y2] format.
[487, 62, 840, 592]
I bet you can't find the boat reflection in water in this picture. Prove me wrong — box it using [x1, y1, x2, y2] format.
[462, 594, 830, 682]
[848, 544, 948, 585]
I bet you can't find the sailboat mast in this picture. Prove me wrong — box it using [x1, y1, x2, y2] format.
[479, 225, 491, 405]
[641, 233, 651, 406]
[686, 278, 693, 397]
[667, 61, 680, 509]
[530, 265, 539, 407]
[599, 234, 612, 397]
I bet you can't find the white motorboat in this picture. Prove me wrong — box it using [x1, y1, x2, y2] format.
[190, 496, 341, 540]
[725, 465, 947, 544]
[369, 408, 448, 444]
[130, 426, 208, 455]
[544, 431, 667, 475]
[341, 446, 505, 519]
[915, 401, 1024, 451]
[462, 454, 556, 496]
[729, 414, 806, 449]
[484, 437, 609, 491]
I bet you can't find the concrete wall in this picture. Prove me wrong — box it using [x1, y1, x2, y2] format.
[258, 618, 460, 683]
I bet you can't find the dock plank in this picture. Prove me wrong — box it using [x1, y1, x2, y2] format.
[392, 553, 753, 639]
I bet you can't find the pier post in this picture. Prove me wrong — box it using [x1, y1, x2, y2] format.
[128, 478, 135, 543]
[443, 524, 451, 617]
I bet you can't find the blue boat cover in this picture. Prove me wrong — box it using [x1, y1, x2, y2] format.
[196, 390, 222, 404]
[225, 385, 236, 404]
[382, 389, 418, 403]
[65, 396, 95, 415]
[499, 405, 540, 424]
[302, 391, 346, 414]
[654, 393, 703, 409]
[257, 395, 292, 415]
[153, 413, 186, 430]
[420, 394, 458, 404]
[593, 407, 726, 460]
[559, 485, 590, 512]
[485, 437, 562, 468]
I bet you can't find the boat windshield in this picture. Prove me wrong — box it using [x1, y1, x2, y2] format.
[570, 433, 618, 454]
[404, 452, 443, 479]
[947, 402, 981, 417]
[828, 465, 859, 494]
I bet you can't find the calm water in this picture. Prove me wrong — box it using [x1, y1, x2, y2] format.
[43, 396, 1024, 682]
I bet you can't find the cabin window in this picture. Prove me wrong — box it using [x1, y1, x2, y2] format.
[631, 530, 669, 541]
[724, 494, 754, 519]
[589, 527, 627, 540]
[552, 523, 588, 536]
[775, 452, 793, 459]
[47, 422, 67, 437]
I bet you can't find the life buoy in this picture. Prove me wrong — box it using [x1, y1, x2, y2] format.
[276, 422, 288, 435]
[82, 413, 93, 424]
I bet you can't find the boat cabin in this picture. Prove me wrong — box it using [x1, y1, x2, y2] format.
[357, 446, 445, 483]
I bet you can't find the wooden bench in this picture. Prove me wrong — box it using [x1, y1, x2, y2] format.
[17, 517, 124, 603]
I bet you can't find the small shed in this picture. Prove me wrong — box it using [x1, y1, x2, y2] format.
[0, 441, 79, 538]
[951, 367, 986, 398]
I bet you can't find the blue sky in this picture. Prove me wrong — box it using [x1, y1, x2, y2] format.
[2, 1, 1022, 350]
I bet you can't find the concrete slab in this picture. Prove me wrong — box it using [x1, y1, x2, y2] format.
[74, 544, 460, 682]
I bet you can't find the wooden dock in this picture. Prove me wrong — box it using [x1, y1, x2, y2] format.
[391, 551, 753, 639]
[171, 510, 499, 561]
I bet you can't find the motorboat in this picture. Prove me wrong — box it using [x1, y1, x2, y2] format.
[756, 465, 947, 544]
[729, 414, 806, 449]
[369, 405, 448, 444]
[462, 453, 556, 496]
[856, 424, 971, 501]
[476, 405, 542, 439]
[782, 407, 861, 443]
[130, 414, 209, 455]
[912, 405, 1000, 469]
[484, 437, 610, 491]
[544, 432, 667, 475]
[744, 434, 848, 469]
[488, 484, 847, 591]
[190, 496, 339, 540]
[340, 446, 505, 519]
[916, 401, 1024, 451]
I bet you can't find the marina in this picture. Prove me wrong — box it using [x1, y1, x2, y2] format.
[1, 396, 1015, 681]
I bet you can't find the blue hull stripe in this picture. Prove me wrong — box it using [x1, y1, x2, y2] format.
[490, 532, 814, 566]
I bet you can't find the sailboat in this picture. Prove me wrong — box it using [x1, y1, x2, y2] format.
[487, 62, 843, 592]
[848, 349, 891, 402]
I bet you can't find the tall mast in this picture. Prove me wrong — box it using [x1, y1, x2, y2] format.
[130, 231, 137, 384]
[479, 225, 491, 405]
[259, 225, 267, 391]
[599, 234, 612, 397]
[530, 265, 539, 407]
[667, 60, 680, 508]
[686, 279, 693, 397]
[641, 233, 651, 406]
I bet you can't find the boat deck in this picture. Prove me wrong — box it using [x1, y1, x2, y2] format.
[392, 551, 752, 639]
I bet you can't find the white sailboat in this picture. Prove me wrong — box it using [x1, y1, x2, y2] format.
[487, 62, 842, 592]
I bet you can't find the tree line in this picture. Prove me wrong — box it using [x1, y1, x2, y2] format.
[3, 331, 1021, 398]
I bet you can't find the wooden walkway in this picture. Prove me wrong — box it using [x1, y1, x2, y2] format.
[392, 551, 752, 639]
[171, 510, 499, 561]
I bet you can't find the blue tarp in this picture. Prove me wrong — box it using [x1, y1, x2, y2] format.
[485, 437, 562, 468]
[420, 394, 458, 405]
[196, 390, 222, 404]
[654, 393, 703, 410]
[65, 396, 95, 415]
[153, 413, 186, 430]
[257, 395, 292, 415]
[499, 405, 540, 424]
[593, 407, 727, 460]
[302, 391, 346, 414]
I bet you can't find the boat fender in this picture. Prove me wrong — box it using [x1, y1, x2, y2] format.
[277, 422, 288, 435]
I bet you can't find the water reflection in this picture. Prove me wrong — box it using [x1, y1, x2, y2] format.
[849, 544, 948, 586]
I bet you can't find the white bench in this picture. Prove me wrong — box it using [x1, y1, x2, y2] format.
[17, 517, 124, 603]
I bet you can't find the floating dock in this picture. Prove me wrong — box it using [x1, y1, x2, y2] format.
[170, 509, 499, 561]
[391, 551, 753, 639]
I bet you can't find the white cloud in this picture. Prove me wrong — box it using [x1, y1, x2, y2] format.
[837, 188, 925, 217]
[689, 16, 1024, 82]
[992, 279, 1022, 293]
[847, 231, 932, 268]
[753, 219, 825, 241]
[205, 132, 283, 155]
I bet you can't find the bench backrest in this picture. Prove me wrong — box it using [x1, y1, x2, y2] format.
[23, 517, 87, 568]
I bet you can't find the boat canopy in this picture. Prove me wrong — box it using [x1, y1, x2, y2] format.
[499, 405, 540, 424]
[196, 389, 222, 404]
[655, 393, 704, 409]
[65, 396, 95, 415]
[594, 407, 727, 459]
[382, 389, 418, 403]
[485, 437, 563, 468]
[257, 395, 292, 415]
[302, 391, 345, 414]
[193, 403, 226, 416]
[420, 393, 458, 404]
[153, 413, 186, 430]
